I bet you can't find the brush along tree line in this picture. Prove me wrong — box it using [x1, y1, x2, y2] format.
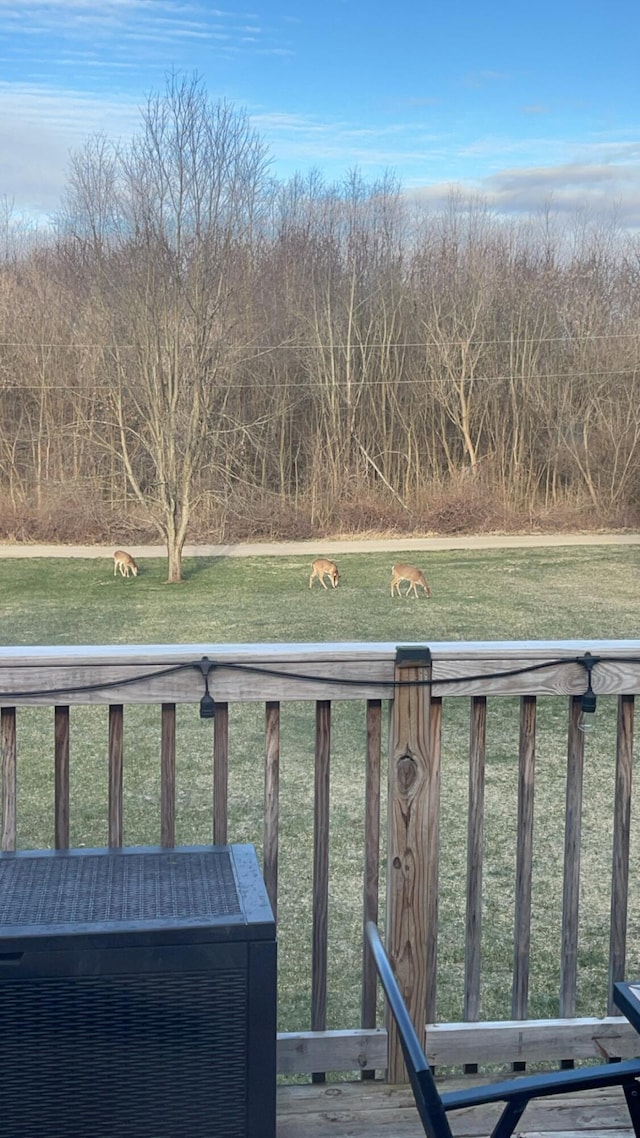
[1, 75, 640, 580]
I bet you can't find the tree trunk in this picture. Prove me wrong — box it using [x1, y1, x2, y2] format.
[166, 536, 184, 584]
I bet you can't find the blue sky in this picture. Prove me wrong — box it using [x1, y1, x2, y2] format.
[1, 0, 639, 226]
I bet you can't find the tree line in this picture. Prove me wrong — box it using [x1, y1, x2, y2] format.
[1, 76, 639, 579]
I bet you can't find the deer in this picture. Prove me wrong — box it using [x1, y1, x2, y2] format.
[390, 562, 431, 598]
[309, 558, 340, 590]
[113, 550, 139, 578]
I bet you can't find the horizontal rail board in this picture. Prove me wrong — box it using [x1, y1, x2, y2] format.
[277, 1018, 640, 1073]
[424, 1016, 640, 1065]
[277, 1030, 387, 1074]
[0, 639, 639, 704]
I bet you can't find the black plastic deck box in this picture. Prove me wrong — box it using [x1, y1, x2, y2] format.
[0, 844, 276, 1138]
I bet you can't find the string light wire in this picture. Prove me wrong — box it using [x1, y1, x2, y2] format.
[0, 650, 625, 705]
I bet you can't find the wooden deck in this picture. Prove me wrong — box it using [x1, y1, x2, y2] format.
[277, 1078, 636, 1136]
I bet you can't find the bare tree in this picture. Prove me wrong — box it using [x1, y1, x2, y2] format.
[61, 74, 270, 580]
[4, 160, 640, 543]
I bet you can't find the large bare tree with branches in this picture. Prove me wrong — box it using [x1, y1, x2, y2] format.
[60, 74, 270, 580]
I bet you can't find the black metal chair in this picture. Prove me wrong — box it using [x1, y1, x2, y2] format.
[366, 921, 640, 1138]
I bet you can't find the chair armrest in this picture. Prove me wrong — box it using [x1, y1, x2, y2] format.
[441, 1057, 640, 1111]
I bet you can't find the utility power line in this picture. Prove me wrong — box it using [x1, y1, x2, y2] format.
[0, 332, 639, 351]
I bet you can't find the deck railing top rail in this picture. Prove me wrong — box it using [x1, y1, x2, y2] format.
[0, 638, 639, 703]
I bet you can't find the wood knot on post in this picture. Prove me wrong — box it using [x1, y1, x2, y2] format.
[397, 751, 417, 793]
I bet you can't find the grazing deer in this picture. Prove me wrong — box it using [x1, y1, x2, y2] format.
[390, 562, 430, 598]
[113, 550, 138, 578]
[309, 558, 340, 590]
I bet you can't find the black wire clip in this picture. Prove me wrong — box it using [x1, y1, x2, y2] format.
[577, 651, 599, 724]
[198, 657, 216, 719]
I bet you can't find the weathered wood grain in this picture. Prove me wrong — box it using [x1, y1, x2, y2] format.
[213, 702, 228, 845]
[108, 704, 123, 847]
[312, 701, 331, 1052]
[608, 694, 634, 1013]
[465, 696, 486, 1026]
[386, 648, 433, 1084]
[560, 697, 584, 1019]
[1, 706, 16, 851]
[425, 695, 442, 1026]
[54, 705, 70, 849]
[424, 1015, 640, 1065]
[160, 702, 176, 847]
[277, 1029, 386, 1075]
[0, 640, 639, 704]
[264, 700, 280, 920]
[362, 699, 382, 1041]
[513, 695, 536, 1020]
[275, 1013, 640, 1076]
[276, 1075, 638, 1137]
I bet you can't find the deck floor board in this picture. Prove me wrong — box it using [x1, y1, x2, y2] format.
[276, 1079, 636, 1136]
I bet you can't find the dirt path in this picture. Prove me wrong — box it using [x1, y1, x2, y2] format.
[0, 533, 638, 558]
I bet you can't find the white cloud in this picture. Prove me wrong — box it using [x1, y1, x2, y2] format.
[463, 69, 511, 88]
[1, 17, 638, 231]
[485, 161, 640, 223]
[0, 82, 140, 216]
[410, 159, 640, 227]
[0, 1, 284, 46]
[249, 107, 640, 226]
[0, 81, 139, 134]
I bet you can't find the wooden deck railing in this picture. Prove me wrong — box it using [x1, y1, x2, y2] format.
[2, 639, 640, 1078]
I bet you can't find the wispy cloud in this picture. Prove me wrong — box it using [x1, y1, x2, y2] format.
[1, 6, 637, 229]
[249, 108, 640, 228]
[0, 81, 140, 215]
[0, 1, 292, 71]
[0, 81, 139, 134]
[411, 157, 640, 227]
[463, 69, 511, 88]
[248, 110, 448, 176]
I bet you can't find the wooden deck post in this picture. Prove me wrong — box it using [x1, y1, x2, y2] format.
[386, 646, 436, 1083]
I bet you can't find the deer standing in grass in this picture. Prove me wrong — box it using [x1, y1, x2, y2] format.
[113, 550, 138, 578]
[309, 558, 340, 589]
[390, 563, 430, 598]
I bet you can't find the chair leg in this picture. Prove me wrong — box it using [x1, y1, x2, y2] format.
[623, 1079, 640, 1136]
[491, 1097, 528, 1138]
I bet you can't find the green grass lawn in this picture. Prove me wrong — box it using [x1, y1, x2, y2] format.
[0, 544, 639, 644]
[2, 544, 640, 1048]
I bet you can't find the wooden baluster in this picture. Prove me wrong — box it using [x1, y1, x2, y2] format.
[361, 698, 382, 1079]
[54, 706, 70, 849]
[264, 701, 280, 920]
[312, 699, 331, 1082]
[560, 696, 585, 1022]
[464, 695, 486, 1074]
[425, 695, 442, 1031]
[512, 695, 536, 1070]
[386, 646, 433, 1084]
[1, 707, 17, 851]
[513, 695, 536, 1016]
[608, 694, 634, 1013]
[161, 703, 176, 847]
[108, 705, 124, 847]
[213, 702, 229, 845]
